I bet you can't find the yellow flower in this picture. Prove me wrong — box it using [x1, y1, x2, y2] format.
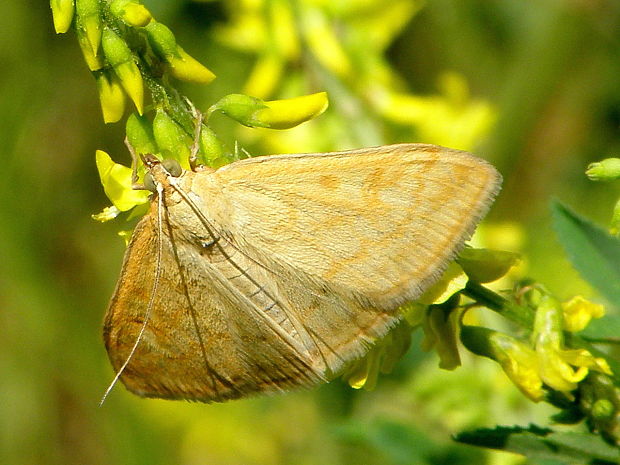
[421, 305, 462, 370]
[376, 73, 496, 150]
[342, 321, 411, 390]
[562, 296, 605, 333]
[486, 330, 545, 401]
[399, 263, 468, 371]
[533, 295, 612, 400]
[462, 296, 613, 402]
[209, 92, 329, 130]
[95, 150, 149, 212]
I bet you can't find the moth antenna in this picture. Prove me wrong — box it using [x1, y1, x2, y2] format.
[99, 181, 166, 406]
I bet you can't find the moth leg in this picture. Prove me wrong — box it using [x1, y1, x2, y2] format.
[185, 97, 203, 171]
[125, 137, 146, 190]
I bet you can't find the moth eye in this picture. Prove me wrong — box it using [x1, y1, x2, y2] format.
[162, 159, 183, 177]
[144, 172, 157, 192]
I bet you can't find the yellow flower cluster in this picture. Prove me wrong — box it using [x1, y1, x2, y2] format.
[463, 294, 610, 402]
[217, 0, 495, 154]
[50, 0, 216, 123]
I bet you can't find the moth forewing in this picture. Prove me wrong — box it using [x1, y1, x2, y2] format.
[205, 143, 501, 307]
[104, 143, 501, 402]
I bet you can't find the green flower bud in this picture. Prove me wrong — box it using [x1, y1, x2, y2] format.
[50, 0, 75, 34]
[110, 0, 152, 27]
[591, 399, 615, 420]
[144, 21, 178, 59]
[209, 94, 267, 127]
[457, 247, 520, 283]
[210, 92, 329, 129]
[126, 113, 158, 155]
[586, 158, 620, 181]
[145, 22, 215, 84]
[75, 14, 103, 70]
[102, 28, 144, 114]
[75, 0, 102, 55]
[95, 70, 126, 123]
[152, 109, 191, 166]
[167, 46, 216, 84]
[196, 125, 234, 168]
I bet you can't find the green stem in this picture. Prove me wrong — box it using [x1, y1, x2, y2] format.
[462, 281, 535, 328]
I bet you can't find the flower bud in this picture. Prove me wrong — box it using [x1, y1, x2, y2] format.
[101, 28, 144, 114]
[457, 247, 520, 283]
[152, 109, 191, 166]
[126, 113, 158, 155]
[586, 158, 620, 181]
[196, 125, 234, 168]
[210, 92, 328, 129]
[75, 0, 102, 55]
[95, 71, 126, 123]
[75, 14, 103, 70]
[110, 0, 152, 27]
[145, 22, 215, 84]
[144, 21, 178, 58]
[168, 46, 216, 84]
[50, 0, 75, 34]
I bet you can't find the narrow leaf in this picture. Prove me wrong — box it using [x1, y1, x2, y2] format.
[455, 425, 620, 464]
[551, 200, 620, 307]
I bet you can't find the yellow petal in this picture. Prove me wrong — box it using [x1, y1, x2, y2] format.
[95, 72, 126, 123]
[254, 92, 329, 129]
[168, 46, 216, 84]
[95, 150, 149, 211]
[50, 0, 75, 34]
[562, 296, 605, 332]
[417, 262, 467, 305]
[91, 205, 121, 222]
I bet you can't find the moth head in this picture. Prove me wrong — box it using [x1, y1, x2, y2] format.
[144, 158, 183, 193]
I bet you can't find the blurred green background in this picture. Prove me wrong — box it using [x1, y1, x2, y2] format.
[1, 1, 620, 464]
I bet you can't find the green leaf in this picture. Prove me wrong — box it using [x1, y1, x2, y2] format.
[551, 200, 620, 307]
[455, 425, 620, 464]
[579, 315, 620, 342]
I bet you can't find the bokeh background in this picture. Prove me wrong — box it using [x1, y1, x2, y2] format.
[2, 1, 620, 464]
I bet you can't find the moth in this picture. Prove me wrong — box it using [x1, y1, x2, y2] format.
[103, 143, 501, 402]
